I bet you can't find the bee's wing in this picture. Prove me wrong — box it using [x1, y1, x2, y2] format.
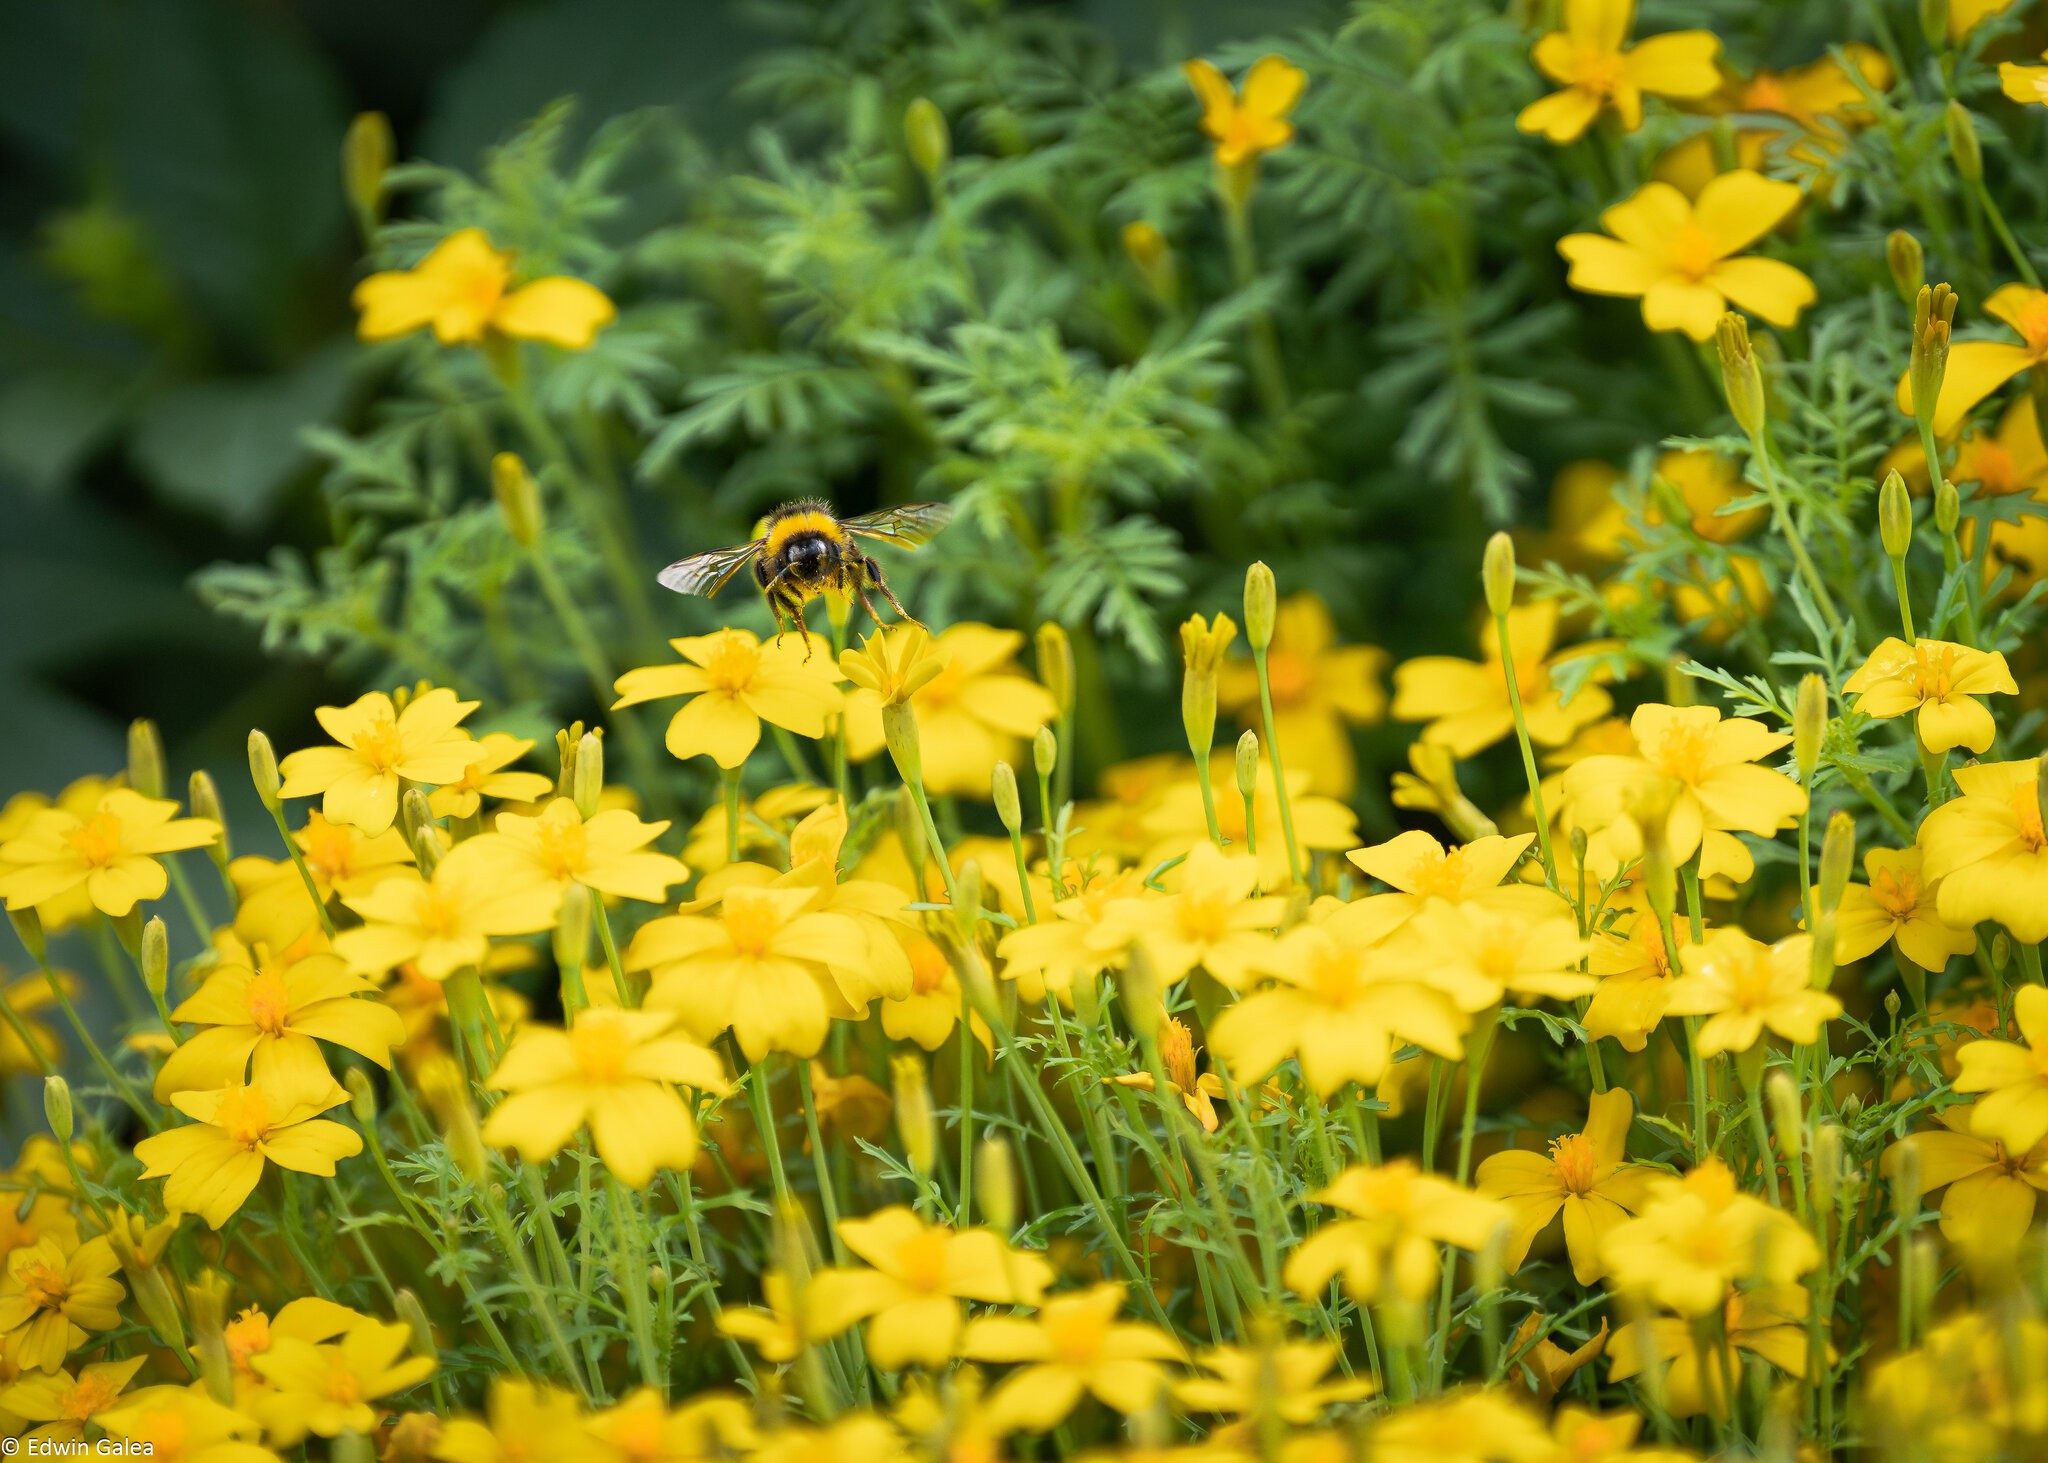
[840, 501, 954, 550]
[657, 540, 764, 597]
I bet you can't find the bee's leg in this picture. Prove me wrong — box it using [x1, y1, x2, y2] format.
[786, 593, 815, 661]
[864, 559, 926, 630]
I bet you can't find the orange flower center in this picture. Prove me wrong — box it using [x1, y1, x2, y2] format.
[1725, 947, 1779, 1013]
[1870, 866, 1923, 920]
[1549, 1132, 1600, 1195]
[1571, 44, 1628, 98]
[65, 812, 124, 868]
[353, 717, 407, 774]
[1567, 1419, 1629, 1462]
[1309, 947, 1368, 1004]
[1266, 650, 1312, 707]
[1665, 224, 1722, 283]
[723, 895, 781, 958]
[1162, 1017, 1199, 1093]
[1407, 847, 1471, 901]
[571, 1019, 633, 1084]
[323, 1355, 364, 1405]
[917, 658, 966, 710]
[608, 1410, 665, 1463]
[302, 817, 357, 882]
[2010, 783, 2047, 853]
[224, 1307, 272, 1376]
[216, 1086, 274, 1149]
[17, 1260, 68, 1312]
[1175, 890, 1231, 945]
[245, 969, 293, 1037]
[1908, 642, 1960, 701]
[2018, 297, 2048, 356]
[908, 938, 949, 997]
[895, 1228, 951, 1292]
[704, 635, 763, 694]
[534, 816, 589, 880]
[59, 1371, 122, 1422]
[128, 1410, 186, 1458]
[1742, 74, 1795, 118]
[417, 885, 466, 940]
[1971, 439, 2020, 496]
[1044, 1308, 1104, 1367]
[1646, 722, 1710, 785]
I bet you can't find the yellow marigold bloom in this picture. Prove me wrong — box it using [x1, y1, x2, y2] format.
[426, 733, 555, 819]
[0, 787, 220, 919]
[1654, 47, 1893, 201]
[588, 1388, 758, 1463]
[1173, 1337, 1376, 1421]
[1601, 1159, 1819, 1315]
[1956, 397, 2048, 499]
[995, 866, 1143, 1004]
[1609, 1286, 1813, 1421]
[1216, 595, 1386, 798]
[1477, 1090, 1651, 1284]
[1831, 847, 1977, 970]
[684, 782, 833, 874]
[960, 1282, 1184, 1432]
[98, 1385, 264, 1463]
[1096, 841, 1286, 989]
[1917, 759, 2048, 941]
[1065, 755, 1186, 865]
[1884, 1103, 2048, 1255]
[432, 1377, 599, 1463]
[334, 838, 561, 981]
[1345, 830, 1558, 924]
[1284, 1161, 1510, 1306]
[844, 624, 1059, 798]
[1898, 285, 2048, 437]
[0, 776, 125, 933]
[752, 1415, 910, 1463]
[1370, 1390, 1555, 1463]
[716, 1269, 803, 1363]
[249, 1318, 435, 1445]
[1390, 902, 1593, 1007]
[466, 797, 689, 905]
[628, 885, 881, 1060]
[154, 945, 404, 1101]
[879, 934, 988, 1052]
[1663, 928, 1839, 1056]
[354, 227, 615, 348]
[1143, 757, 1357, 890]
[1182, 55, 1306, 169]
[1106, 1014, 1230, 1132]
[1865, 1310, 2048, 1461]
[1568, 451, 1764, 560]
[1558, 172, 1815, 341]
[2003, 50, 2048, 106]
[0, 1235, 125, 1371]
[1516, 0, 1719, 143]
[229, 812, 414, 948]
[219, 1296, 368, 1399]
[0, 1354, 145, 1444]
[1843, 637, 2016, 754]
[1953, 985, 2048, 1155]
[614, 630, 841, 769]
[135, 1075, 361, 1228]
[1543, 1404, 1688, 1463]
[803, 1206, 1054, 1370]
[482, 1007, 727, 1187]
[1391, 603, 1613, 759]
[0, 1142, 81, 1260]
[276, 687, 479, 835]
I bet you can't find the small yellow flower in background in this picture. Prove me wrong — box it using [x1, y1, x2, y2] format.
[334, 838, 561, 980]
[1568, 450, 1765, 559]
[1477, 1090, 1650, 1284]
[354, 227, 615, 348]
[1182, 55, 1307, 169]
[753, 1415, 910, 1463]
[1897, 285, 2048, 437]
[960, 1282, 1184, 1431]
[1345, 830, 1555, 923]
[684, 782, 833, 873]
[229, 811, 414, 947]
[1884, 1103, 2048, 1255]
[1558, 172, 1815, 341]
[1370, 1390, 1556, 1463]
[614, 630, 842, 769]
[0, 777, 124, 933]
[1953, 986, 2048, 1156]
[1106, 1014, 1231, 1132]
[1831, 847, 1977, 970]
[1601, 1159, 1819, 1316]
[1392, 602, 1613, 759]
[467, 797, 690, 905]
[1172, 1337, 1376, 1421]
[433, 1377, 594, 1463]
[1608, 1286, 1813, 1421]
[0, 1354, 146, 1444]
[994, 866, 1143, 1004]
[277, 687, 479, 835]
[1217, 594, 1386, 798]
[426, 733, 555, 819]
[1545, 1403, 1684, 1461]
[803, 1206, 1054, 1370]
[1096, 841, 1285, 989]
[249, 1317, 436, 1444]
[588, 1388, 758, 1463]
[879, 934, 988, 1052]
[1953, 0, 2021, 39]
[2003, 48, 2048, 106]
[1917, 760, 2048, 941]
[1663, 928, 1839, 1056]
[98, 1385, 261, 1463]
[717, 1269, 803, 1363]
[844, 624, 1058, 798]
[1285, 1161, 1510, 1306]
[1955, 397, 2048, 496]
[1843, 637, 2016, 754]
[1391, 902, 1593, 1008]
[1516, 0, 1720, 143]
[0, 1235, 124, 1371]
[1653, 46, 1894, 200]
[482, 1007, 727, 1186]
[135, 1073, 362, 1228]
[0, 787, 220, 919]
[1143, 756, 1358, 889]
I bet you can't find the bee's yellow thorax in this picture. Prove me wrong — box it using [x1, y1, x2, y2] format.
[763, 510, 845, 556]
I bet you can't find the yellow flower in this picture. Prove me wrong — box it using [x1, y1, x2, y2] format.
[354, 227, 615, 348]
[614, 630, 842, 769]
[683, 782, 833, 874]
[1917, 759, 2048, 941]
[0, 787, 220, 919]
[1953, 985, 2048, 1155]
[1831, 847, 1977, 971]
[995, 867, 1144, 1004]
[0, 776, 127, 932]
[751, 1415, 910, 1463]
[249, 1318, 436, 1444]
[1284, 1161, 1510, 1306]
[627, 885, 881, 1059]
[153, 945, 405, 1101]
[1506, 1315, 1609, 1402]
[432, 1376, 601, 1463]
[1609, 1286, 1814, 1421]
[1143, 757, 1358, 889]
[879, 934, 989, 1053]
[1182, 55, 1307, 168]
[0, 1235, 125, 1371]
[587, 1388, 758, 1463]
[1601, 1159, 1819, 1315]
[0, 971, 66, 1077]
[1884, 1103, 2048, 1255]
[960, 1283, 1184, 1432]
[1654, 47, 1894, 201]
[1096, 841, 1286, 989]
[228, 812, 414, 948]
[1476, 1090, 1650, 1284]
[1389, 902, 1593, 1007]
[1558, 172, 1815, 341]
[218, 1296, 370, 1402]
[1369, 1390, 1556, 1463]
[0, 1355, 146, 1444]
[1392, 603, 1613, 759]
[426, 733, 556, 819]
[1569, 450, 1765, 559]
[276, 688, 480, 835]
[1898, 285, 2048, 437]
[1953, 0, 2021, 38]
[482, 1007, 727, 1187]
[1172, 1337, 1376, 1422]
[1344, 831, 1556, 924]
[1956, 396, 2048, 497]
[334, 838, 562, 980]
[1217, 595, 1386, 798]
[844, 624, 1059, 798]
[98, 1384, 265, 1463]
[1516, 0, 1720, 143]
[135, 1074, 362, 1229]
[2003, 49, 2048, 107]
[716, 1269, 803, 1363]
[1107, 1014, 1230, 1133]
[803, 1206, 1054, 1370]
[1843, 637, 2016, 754]
[465, 797, 689, 905]
[1662, 928, 1839, 1056]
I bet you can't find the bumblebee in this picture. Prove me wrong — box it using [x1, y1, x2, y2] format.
[657, 499, 953, 650]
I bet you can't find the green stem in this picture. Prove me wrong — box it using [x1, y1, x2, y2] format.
[1250, 648, 1304, 885]
[1749, 425, 1844, 637]
[607, 1173, 663, 1393]
[265, 805, 337, 939]
[1493, 609, 1558, 890]
[795, 1061, 849, 1263]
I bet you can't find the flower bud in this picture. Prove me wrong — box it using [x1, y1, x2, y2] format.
[1244, 562, 1277, 653]
[43, 1075, 72, 1143]
[188, 770, 231, 870]
[1034, 623, 1074, 716]
[332, 1431, 378, 1463]
[1180, 612, 1236, 760]
[1890, 1136, 1923, 1222]
[1481, 532, 1516, 617]
[1122, 945, 1162, 1044]
[573, 730, 604, 821]
[952, 859, 985, 942]
[1033, 725, 1058, 782]
[9, 907, 46, 961]
[976, 1134, 1018, 1236]
[127, 718, 166, 800]
[1794, 673, 1827, 783]
[343, 111, 393, 234]
[491, 452, 543, 548]
[344, 1066, 379, 1126]
[248, 729, 282, 812]
[1935, 477, 1960, 537]
[893, 786, 926, 879]
[554, 885, 592, 978]
[1716, 313, 1767, 437]
[1879, 470, 1913, 561]
[412, 821, 448, 880]
[418, 1056, 487, 1184]
[1122, 220, 1179, 305]
[186, 1269, 236, 1403]
[992, 761, 1022, 834]
[1920, 0, 1949, 46]
[1765, 1069, 1804, 1166]
[1235, 730, 1260, 800]
[1945, 99, 1982, 183]
[393, 1289, 438, 1360]
[142, 917, 168, 1003]
[1813, 1123, 1844, 1215]
[1887, 230, 1924, 304]
[891, 1052, 937, 1179]
[1910, 284, 1959, 434]
[1818, 810, 1855, 919]
[401, 787, 437, 850]
[554, 724, 584, 796]
[881, 700, 925, 788]
[904, 98, 950, 182]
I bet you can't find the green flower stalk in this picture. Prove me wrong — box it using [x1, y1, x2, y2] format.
[1180, 611, 1238, 846]
[1484, 532, 1558, 890]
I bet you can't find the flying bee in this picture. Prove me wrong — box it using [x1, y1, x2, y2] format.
[656, 499, 953, 654]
